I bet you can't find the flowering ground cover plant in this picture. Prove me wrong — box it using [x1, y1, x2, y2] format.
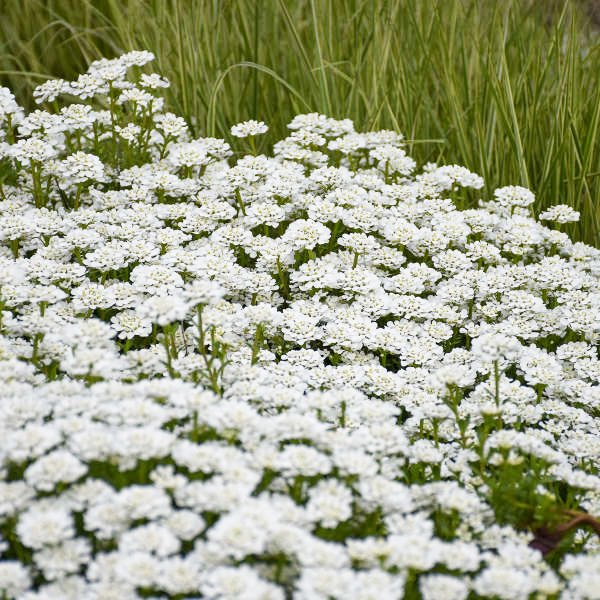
[0, 51, 599, 599]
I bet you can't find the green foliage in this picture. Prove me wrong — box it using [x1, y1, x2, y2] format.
[0, 0, 599, 245]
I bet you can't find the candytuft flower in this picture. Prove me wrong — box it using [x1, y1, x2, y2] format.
[539, 204, 580, 223]
[0, 50, 597, 600]
[230, 119, 269, 137]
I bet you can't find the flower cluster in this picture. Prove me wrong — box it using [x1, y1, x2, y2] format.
[0, 52, 599, 600]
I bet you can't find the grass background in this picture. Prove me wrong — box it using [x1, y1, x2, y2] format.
[0, 0, 599, 244]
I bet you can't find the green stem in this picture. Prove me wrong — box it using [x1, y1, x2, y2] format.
[493, 360, 501, 406]
[235, 188, 247, 215]
[30, 160, 44, 208]
[251, 324, 265, 365]
[162, 325, 178, 378]
[9, 239, 19, 258]
[73, 183, 84, 210]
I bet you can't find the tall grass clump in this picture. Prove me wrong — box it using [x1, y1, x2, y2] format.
[1, 0, 599, 244]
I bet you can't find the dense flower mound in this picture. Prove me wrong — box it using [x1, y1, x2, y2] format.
[0, 52, 599, 600]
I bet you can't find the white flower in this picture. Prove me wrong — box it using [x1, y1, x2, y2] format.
[539, 203, 580, 223]
[119, 50, 156, 67]
[471, 331, 523, 366]
[119, 523, 181, 557]
[17, 505, 75, 549]
[154, 112, 189, 138]
[370, 145, 416, 176]
[295, 567, 404, 600]
[113, 551, 161, 588]
[110, 309, 153, 339]
[420, 574, 469, 600]
[306, 479, 353, 527]
[283, 218, 331, 250]
[116, 485, 172, 521]
[33, 538, 91, 581]
[163, 510, 206, 540]
[24, 450, 87, 491]
[67, 72, 109, 99]
[156, 556, 203, 594]
[7, 137, 58, 162]
[0, 86, 24, 124]
[200, 565, 284, 600]
[137, 294, 190, 326]
[0, 562, 31, 597]
[71, 282, 116, 311]
[230, 120, 269, 137]
[275, 445, 332, 477]
[494, 185, 536, 208]
[33, 79, 68, 104]
[130, 264, 184, 295]
[140, 73, 171, 89]
[182, 279, 225, 305]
